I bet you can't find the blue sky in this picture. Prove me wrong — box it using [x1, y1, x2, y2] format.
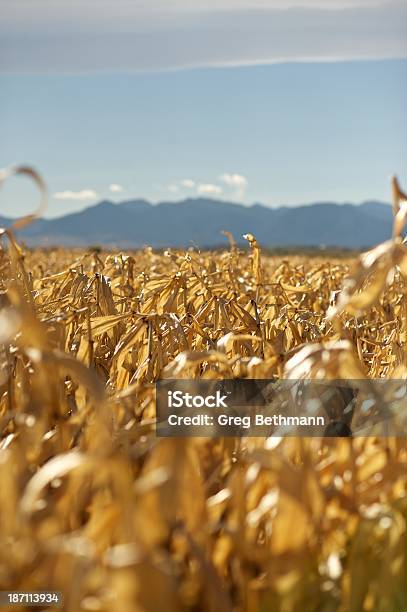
[0, 0, 406, 218]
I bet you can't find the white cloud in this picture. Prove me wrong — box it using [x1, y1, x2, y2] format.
[197, 183, 223, 196]
[167, 184, 179, 193]
[181, 179, 195, 189]
[54, 189, 98, 201]
[110, 183, 123, 193]
[220, 173, 248, 199]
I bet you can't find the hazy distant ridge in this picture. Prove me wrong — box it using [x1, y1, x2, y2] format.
[4, 198, 393, 249]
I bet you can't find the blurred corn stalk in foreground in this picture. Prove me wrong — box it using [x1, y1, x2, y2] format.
[0, 167, 406, 611]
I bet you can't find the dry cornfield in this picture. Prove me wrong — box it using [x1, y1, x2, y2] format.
[1, 169, 407, 611]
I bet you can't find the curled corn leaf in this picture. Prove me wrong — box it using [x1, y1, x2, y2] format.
[0, 165, 48, 230]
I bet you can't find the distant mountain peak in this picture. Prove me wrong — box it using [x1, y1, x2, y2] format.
[9, 196, 393, 249]
[93, 199, 115, 208]
[119, 198, 151, 209]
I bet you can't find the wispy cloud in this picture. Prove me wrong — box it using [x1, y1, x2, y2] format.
[197, 183, 223, 196]
[1, 1, 405, 72]
[180, 1, 390, 8]
[54, 189, 98, 201]
[220, 173, 248, 199]
[110, 183, 123, 193]
[173, 175, 246, 198]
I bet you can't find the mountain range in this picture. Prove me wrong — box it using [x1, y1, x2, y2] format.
[0, 198, 394, 249]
